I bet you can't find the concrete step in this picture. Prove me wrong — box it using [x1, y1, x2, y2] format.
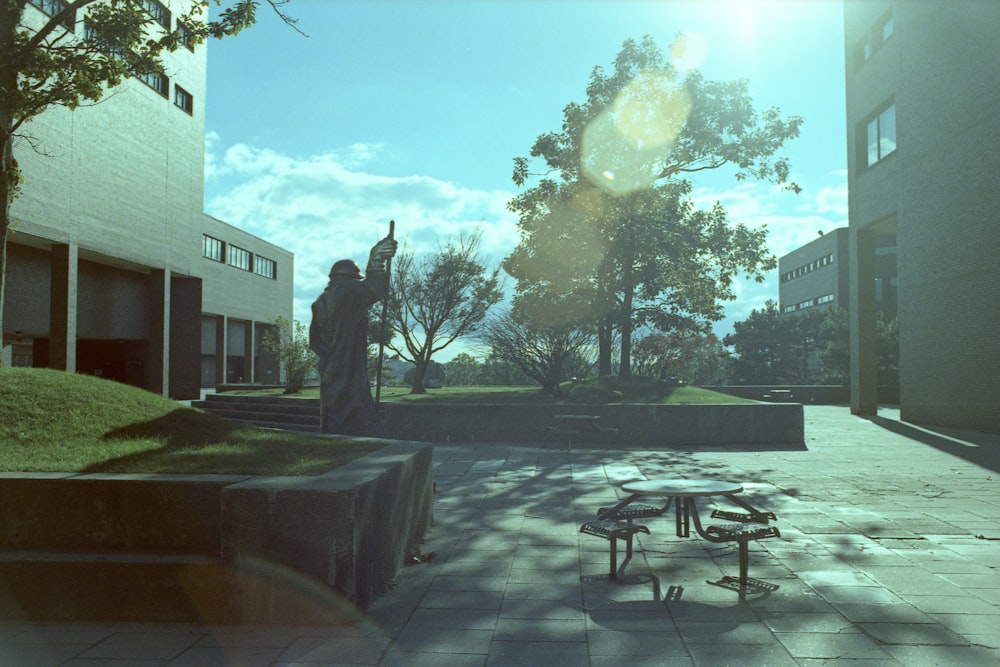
[0, 552, 349, 624]
[192, 394, 321, 432]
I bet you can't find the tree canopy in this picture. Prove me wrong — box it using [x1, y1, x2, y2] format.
[0, 0, 297, 363]
[506, 35, 802, 379]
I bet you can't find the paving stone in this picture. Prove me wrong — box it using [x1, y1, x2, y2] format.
[775, 631, 893, 660]
[486, 640, 588, 667]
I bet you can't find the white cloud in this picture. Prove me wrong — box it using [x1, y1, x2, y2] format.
[204, 140, 520, 327]
[206, 139, 850, 346]
[692, 176, 848, 340]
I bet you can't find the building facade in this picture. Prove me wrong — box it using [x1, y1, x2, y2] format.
[844, 1, 999, 432]
[2, 0, 293, 399]
[779, 228, 850, 316]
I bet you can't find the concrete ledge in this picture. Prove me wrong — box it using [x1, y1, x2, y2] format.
[0, 441, 434, 620]
[222, 441, 435, 610]
[384, 403, 804, 447]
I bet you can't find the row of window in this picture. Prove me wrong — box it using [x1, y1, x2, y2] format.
[31, 0, 194, 114]
[203, 235, 277, 279]
[30, 0, 181, 40]
[782, 294, 835, 314]
[853, 9, 893, 70]
[780, 254, 834, 283]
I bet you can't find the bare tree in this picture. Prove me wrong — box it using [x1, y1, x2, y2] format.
[482, 309, 595, 395]
[385, 232, 503, 393]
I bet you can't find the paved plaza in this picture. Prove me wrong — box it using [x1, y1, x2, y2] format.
[2, 406, 999, 666]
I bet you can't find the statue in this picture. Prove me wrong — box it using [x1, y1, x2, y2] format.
[309, 236, 397, 436]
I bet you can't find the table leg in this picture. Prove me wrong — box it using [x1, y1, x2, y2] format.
[675, 497, 691, 537]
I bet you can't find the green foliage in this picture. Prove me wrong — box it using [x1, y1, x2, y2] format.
[443, 352, 480, 386]
[506, 35, 801, 378]
[726, 305, 899, 387]
[260, 316, 316, 394]
[0, 367, 379, 474]
[725, 300, 819, 384]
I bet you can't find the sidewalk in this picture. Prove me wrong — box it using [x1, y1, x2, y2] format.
[2, 406, 998, 666]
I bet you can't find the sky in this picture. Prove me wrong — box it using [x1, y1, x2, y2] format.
[202, 0, 849, 361]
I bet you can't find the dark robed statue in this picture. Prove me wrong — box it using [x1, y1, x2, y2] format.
[309, 236, 397, 436]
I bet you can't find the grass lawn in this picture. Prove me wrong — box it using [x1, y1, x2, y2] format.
[0, 367, 382, 475]
[237, 377, 750, 405]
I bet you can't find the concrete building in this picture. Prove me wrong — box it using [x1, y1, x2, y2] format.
[2, 0, 293, 399]
[779, 227, 896, 319]
[779, 228, 850, 316]
[844, 1, 999, 432]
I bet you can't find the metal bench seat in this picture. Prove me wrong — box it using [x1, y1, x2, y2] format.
[580, 519, 650, 578]
[710, 509, 777, 524]
[597, 503, 668, 520]
[704, 522, 781, 589]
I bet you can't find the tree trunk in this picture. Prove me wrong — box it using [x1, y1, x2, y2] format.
[597, 319, 613, 376]
[0, 119, 14, 367]
[618, 249, 635, 380]
[409, 358, 428, 394]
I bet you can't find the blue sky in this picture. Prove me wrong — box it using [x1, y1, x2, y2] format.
[203, 0, 848, 360]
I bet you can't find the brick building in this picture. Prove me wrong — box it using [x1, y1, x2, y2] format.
[844, 1, 999, 431]
[2, 0, 293, 399]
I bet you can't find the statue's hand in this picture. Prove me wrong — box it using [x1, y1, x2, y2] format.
[368, 236, 398, 268]
[369, 236, 398, 263]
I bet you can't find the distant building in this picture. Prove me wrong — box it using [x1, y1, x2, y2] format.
[2, 0, 293, 398]
[779, 228, 850, 316]
[778, 227, 896, 319]
[844, 1, 999, 432]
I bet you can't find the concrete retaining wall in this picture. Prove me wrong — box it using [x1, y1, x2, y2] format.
[384, 403, 803, 447]
[0, 441, 434, 619]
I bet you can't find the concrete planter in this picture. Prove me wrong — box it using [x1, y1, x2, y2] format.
[0, 441, 433, 621]
[384, 402, 804, 447]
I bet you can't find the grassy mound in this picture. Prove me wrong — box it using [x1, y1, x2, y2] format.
[0, 368, 381, 475]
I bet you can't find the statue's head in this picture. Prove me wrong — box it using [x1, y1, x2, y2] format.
[329, 259, 361, 279]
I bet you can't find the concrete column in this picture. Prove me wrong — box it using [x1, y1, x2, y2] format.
[217, 315, 228, 385]
[147, 269, 170, 396]
[168, 276, 202, 399]
[247, 320, 256, 383]
[850, 228, 878, 415]
[49, 243, 78, 372]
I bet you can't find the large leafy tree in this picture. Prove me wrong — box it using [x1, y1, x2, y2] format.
[724, 300, 805, 384]
[0, 0, 298, 364]
[507, 35, 802, 379]
[384, 232, 504, 394]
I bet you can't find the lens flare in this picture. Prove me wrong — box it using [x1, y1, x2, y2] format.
[582, 70, 691, 195]
[670, 32, 709, 73]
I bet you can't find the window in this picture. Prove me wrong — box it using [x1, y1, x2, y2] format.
[174, 85, 193, 114]
[854, 9, 893, 69]
[28, 0, 75, 30]
[143, 0, 171, 30]
[203, 235, 224, 261]
[178, 21, 195, 51]
[782, 304, 797, 314]
[255, 256, 277, 279]
[139, 69, 169, 97]
[227, 245, 251, 271]
[863, 102, 896, 168]
[817, 294, 835, 305]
